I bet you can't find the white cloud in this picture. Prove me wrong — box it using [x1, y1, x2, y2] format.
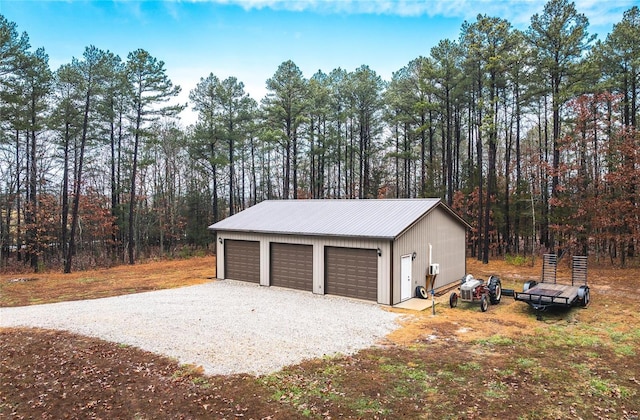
[573, 0, 635, 28]
[179, 0, 635, 28]
[161, 0, 636, 127]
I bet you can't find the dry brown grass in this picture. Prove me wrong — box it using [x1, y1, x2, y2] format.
[2, 256, 639, 419]
[388, 255, 640, 346]
[0, 256, 216, 307]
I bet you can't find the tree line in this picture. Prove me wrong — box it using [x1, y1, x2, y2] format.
[1, 0, 639, 272]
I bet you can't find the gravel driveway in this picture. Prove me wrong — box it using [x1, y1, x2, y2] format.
[0, 280, 401, 376]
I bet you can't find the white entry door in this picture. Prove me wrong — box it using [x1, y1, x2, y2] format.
[401, 255, 412, 301]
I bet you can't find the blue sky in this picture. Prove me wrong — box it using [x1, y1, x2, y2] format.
[1, 0, 637, 125]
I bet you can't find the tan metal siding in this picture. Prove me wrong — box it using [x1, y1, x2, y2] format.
[215, 231, 392, 305]
[392, 206, 466, 304]
[215, 234, 223, 278]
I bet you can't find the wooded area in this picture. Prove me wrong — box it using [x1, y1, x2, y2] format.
[1, 0, 639, 272]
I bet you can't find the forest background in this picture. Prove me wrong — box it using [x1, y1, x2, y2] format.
[1, 0, 639, 273]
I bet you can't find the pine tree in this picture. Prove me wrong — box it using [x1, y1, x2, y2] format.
[19, 48, 51, 271]
[527, 0, 595, 249]
[125, 49, 183, 265]
[262, 60, 308, 199]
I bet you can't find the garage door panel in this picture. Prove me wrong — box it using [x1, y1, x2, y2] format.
[270, 243, 313, 291]
[325, 247, 377, 301]
[225, 240, 260, 283]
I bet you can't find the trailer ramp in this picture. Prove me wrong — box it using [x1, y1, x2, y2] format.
[542, 253, 557, 284]
[571, 255, 588, 286]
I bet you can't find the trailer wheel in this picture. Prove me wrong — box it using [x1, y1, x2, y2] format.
[523, 280, 537, 292]
[488, 276, 502, 304]
[578, 286, 590, 307]
[416, 286, 428, 299]
[480, 295, 489, 312]
[449, 292, 458, 308]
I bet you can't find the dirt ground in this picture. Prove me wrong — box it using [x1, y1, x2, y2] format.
[1, 256, 639, 419]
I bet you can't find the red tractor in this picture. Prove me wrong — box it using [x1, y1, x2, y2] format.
[449, 274, 502, 312]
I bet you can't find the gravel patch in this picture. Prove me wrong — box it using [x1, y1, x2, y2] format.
[0, 280, 402, 376]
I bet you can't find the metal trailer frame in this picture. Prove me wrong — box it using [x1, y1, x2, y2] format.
[514, 254, 590, 318]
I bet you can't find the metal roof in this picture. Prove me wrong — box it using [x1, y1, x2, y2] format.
[208, 199, 468, 240]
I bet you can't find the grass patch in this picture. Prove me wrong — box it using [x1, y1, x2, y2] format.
[380, 361, 428, 381]
[608, 327, 640, 346]
[545, 325, 603, 348]
[477, 334, 514, 346]
[459, 361, 482, 372]
[261, 362, 348, 417]
[436, 369, 467, 383]
[172, 363, 205, 380]
[484, 380, 508, 399]
[350, 397, 391, 417]
[570, 362, 591, 375]
[614, 344, 636, 356]
[609, 330, 627, 343]
[582, 374, 636, 400]
[515, 357, 537, 369]
[589, 378, 614, 398]
[380, 360, 435, 396]
[261, 373, 309, 408]
[504, 254, 533, 266]
[191, 376, 211, 388]
[497, 368, 515, 378]
[78, 277, 101, 284]
[170, 364, 213, 388]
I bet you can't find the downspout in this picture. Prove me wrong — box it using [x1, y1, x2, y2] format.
[465, 229, 468, 275]
[389, 239, 394, 305]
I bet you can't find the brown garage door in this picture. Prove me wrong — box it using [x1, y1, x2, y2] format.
[325, 247, 378, 301]
[225, 240, 260, 283]
[270, 243, 313, 291]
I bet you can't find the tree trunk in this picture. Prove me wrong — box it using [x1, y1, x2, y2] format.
[514, 84, 522, 253]
[61, 122, 70, 271]
[15, 130, 22, 263]
[229, 128, 234, 215]
[65, 88, 91, 273]
[128, 109, 142, 265]
[28, 104, 38, 272]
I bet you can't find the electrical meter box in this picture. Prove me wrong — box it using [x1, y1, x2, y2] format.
[429, 263, 440, 275]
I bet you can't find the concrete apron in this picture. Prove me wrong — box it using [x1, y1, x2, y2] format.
[393, 297, 434, 311]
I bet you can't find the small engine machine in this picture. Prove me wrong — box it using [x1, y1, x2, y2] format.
[449, 274, 502, 312]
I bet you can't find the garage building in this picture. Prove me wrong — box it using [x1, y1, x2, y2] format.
[209, 199, 469, 305]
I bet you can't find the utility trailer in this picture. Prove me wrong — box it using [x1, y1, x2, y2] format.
[514, 254, 590, 319]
